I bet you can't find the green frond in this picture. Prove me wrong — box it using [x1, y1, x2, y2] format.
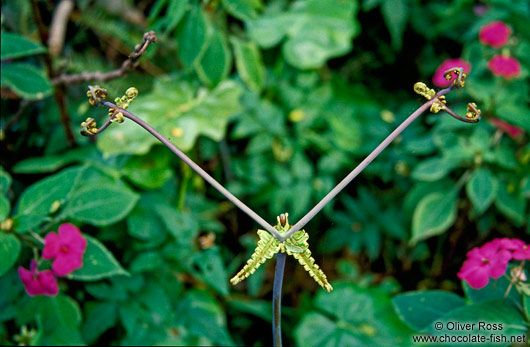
[230, 229, 281, 285]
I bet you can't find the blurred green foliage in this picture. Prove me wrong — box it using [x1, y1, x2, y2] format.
[1, 0, 529, 345]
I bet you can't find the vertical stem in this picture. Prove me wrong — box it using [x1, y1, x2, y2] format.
[29, 0, 76, 146]
[273, 252, 286, 347]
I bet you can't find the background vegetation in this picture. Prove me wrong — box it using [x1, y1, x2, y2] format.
[1, 0, 529, 345]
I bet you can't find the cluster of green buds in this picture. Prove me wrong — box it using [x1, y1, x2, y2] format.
[80, 117, 98, 136]
[413, 82, 446, 113]
[413, 67, 481, 122]
[81, 86, 139, 136]
[109, 87, 139, 123]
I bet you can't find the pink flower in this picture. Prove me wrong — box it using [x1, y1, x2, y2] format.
[494, 238, 530, 260]
[479, 21, 511, 48]
[488, 118, 524, 139]
[457, 241, 511, 289]
[18, 260, 59, 297]
[487, 55, 521, 79]
[43, 223, 87, 276]
[432, 58, 471, 87]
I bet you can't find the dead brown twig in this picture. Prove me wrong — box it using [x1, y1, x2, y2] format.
[52, 31, 157, 86]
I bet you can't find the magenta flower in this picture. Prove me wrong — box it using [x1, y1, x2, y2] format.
[457, 241, 511, 289]
[18, 260, 59, 297]
[487, 55, 521, 79]
[488, 118, 524, 139]
[432, 58, 471, 87]
[479, 21, 511, 48]
[43, 223, 87, 276]
[494, 238, 530, 260]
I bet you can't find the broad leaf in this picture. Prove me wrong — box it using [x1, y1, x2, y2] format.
[0, 233, 21, 276]
[36, 295, 84, 345]
[177, 290, 234, 345]
[68, 235, 129, 281]
[82, 301, 118, 344]
[411, 190, 458, 244]
[175, 4, 210, 68]
[193, 248, 229, 296]
[495, 181, 526, 227]
[1, 32, 46, 60]
[0, 194, 10, 220]
[60, 184, 139, 227]
[426, 300, 527, 339]
[231, 36, 265, 92]
[392, 290, 465, 331]
[222, 0, 260, 21]
[411, 157, 453, 182]
[15, 166, 84, 217]
[381, 0, 408, 50]
[247, 0, 360, 69]
[0, 63, 53, 100]
[196, 29, 231, 87]
[466, 168, 497, 214]
[296, 283, 413, 346]
[97, 76, 242, 156]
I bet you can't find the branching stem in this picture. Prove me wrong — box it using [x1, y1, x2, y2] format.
[99, 100, 281, 239]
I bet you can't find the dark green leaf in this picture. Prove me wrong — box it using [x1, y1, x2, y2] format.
[222, 0, 260, 21]
[0, 194, 10, 220]
[130, 252, 163, 273]
[0, 167, 12, 194]
[381, 0, 408, 50]
[82, 302, 118, 344]
[1, 32, 46, 60]
[60, 184, 139, 226]
[392, 290, 465, 331]
[68, 235, 129, 281]
[175, 4, 210, 68]
[426, 300, 527, 339]
[36, 295, 84, 345]
[193, 248, 228, 296]
[0, 63, 52, 100]
[178, 290, 234, 345]
[466, 168, 497, 214]
[495, 182, 526, 227]
[15, 166, 84, 217]
[196, 30, 232, 87]
[0, 233, 21, 276]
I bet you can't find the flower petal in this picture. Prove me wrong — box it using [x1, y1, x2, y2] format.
[43, 232, 61, 260]
[464, 267, 490, 289]
[52, 253, 78, 276]
[18, 266, 43, 296]
[37, 270, 59, 296]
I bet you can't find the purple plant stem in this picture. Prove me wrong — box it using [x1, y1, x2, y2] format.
[99, 100, 281, 239]
[272, 252, 286, 347]
[284, 91, 450, 241]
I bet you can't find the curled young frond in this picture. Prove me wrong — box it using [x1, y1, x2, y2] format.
[444, 67, 467, 88]
[86, 85, 107, 106]
[413, 82, 436, 100]
[465, 102, 481, 121]
[80, 117, 98, 136]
